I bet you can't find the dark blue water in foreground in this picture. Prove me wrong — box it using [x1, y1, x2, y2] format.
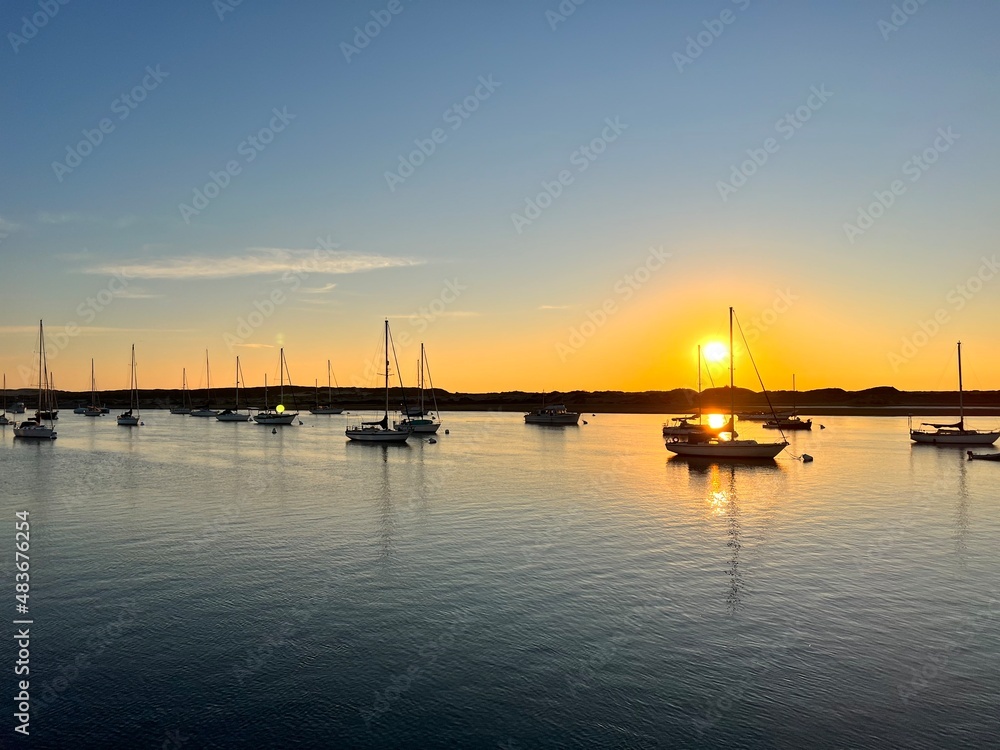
[2, 412, 999, 748]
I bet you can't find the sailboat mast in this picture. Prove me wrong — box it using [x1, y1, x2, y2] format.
[206, 350, 211, 405]
[793, 374, 796, 413]
[697, 344, 702, 425]
[957, 341, 964, 428]
[729, 307, 735, 423]
[384, 319, 390, 418]
[236, 356, 240, 409]
[36, 321, 43, 418]
[420, 343, 426, 414]
[328, 360, 333, 404]
[279, 348, 285, 404]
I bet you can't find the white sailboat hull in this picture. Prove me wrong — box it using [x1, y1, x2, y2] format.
[665, 439, 787, 459]
[13, 423, 56, 439]
[346, 427, 410, 443]
[910, 430, 1000, 445]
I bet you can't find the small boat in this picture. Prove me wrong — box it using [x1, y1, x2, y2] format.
[117, 345, 141, 426]
[525, 403, 580, 425]
[78, 359, 105, 416]
[346, 320, 411, 443]
[665, 308, 786, 460]
[763, 374, 812, 430]
[14, 321, 57, 440]
[395, 343, 441, 434]
[189, 351, 219, 417]
[169, 368, 193, 414]
[217, 357, 252, 422]
[0, 375, 10, 426]
[910, 342, 1000, 445]
[967, 451, 1000, 462]
[309, 360, 343, 414]
[254, 349, 299, 425]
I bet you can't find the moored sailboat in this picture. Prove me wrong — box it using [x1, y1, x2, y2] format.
[346, 320, 411, 443]
[190, 351, 219, 417]
[13, 321, 57, 440]
[395, 343, 441, 434]
[217, 357, 252, 422]
[763, 374, 812, 431]
[170, 368, 193, 414]
[310, 360, 343, 414]
[665, 308, 787, 460]
[0, 375, 10, 426]
[116, 345, 141, 426]
[910, 342, 1000, 445]
[254, 349, 299, 425]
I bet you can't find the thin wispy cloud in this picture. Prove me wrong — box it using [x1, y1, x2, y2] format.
[538, 304, 573, 310]
[80, 248, 424, 280]
[235, 343, 275, 349]
[386, 311, 481, 319]
[0, 216, 19, 233]
[302, 283, 338, 294]
[0, 325, 192, 335]
[112, 288, 164, 299]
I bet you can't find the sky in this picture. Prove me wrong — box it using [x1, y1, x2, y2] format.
[2, 1, 999, 394]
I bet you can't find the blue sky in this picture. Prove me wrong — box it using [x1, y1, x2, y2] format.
[1, 1, 998, 392]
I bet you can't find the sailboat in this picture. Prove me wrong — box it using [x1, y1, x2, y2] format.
[310, 360, 343, 414]
[0, 375, 10, 426]
[78, 360, 105, 417]
[763, 374, 812, 430]
[665, 308, 787, 459]
[35, 372, 59, 420]
[254, 349, 299, 425]
[170, 368, 193, 414]
[217, 357, 252, 422]
[346, 320, 411, 443]
[117, 345, 141, 426]
[663, 344, 725, 440]
[910, 342, 1000, 445]
[395, 343, 441, 434]
[14, 321, 58, 439]
[190, 351, 219, 417]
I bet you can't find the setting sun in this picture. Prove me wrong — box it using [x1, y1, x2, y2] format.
[703, 342, 728, 364]
[707, 413, 727, 429]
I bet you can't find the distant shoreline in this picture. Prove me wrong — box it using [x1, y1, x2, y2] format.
[9, 384, 1000, 417]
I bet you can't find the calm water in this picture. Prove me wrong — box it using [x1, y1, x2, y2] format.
[2, 412, 999, 748]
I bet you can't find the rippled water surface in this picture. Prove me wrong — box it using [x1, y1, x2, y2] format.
[2, 412, 999, 748]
